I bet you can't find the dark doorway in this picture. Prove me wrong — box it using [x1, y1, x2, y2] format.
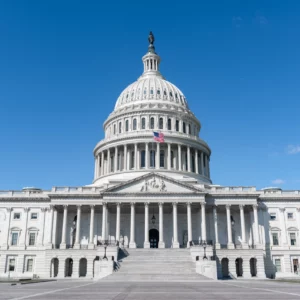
[65, 258, 73, 277]
[250, 258, 257, 277]
[149, 229, 159, 248]
[221, 258, 229, 278]
[235, 258, 243, 277]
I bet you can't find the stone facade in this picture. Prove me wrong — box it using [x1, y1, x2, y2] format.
[0, 34, 299, 280]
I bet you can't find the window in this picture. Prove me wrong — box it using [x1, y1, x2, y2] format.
[125, 120, 129, 132]
[168, 118, 172, 130]
[29, 233, 36, 246]
[31, 213, 38, 220]
[13, 213, 21, 220]
[113, 124, 116, 135]
[9, 259, 15, 272]
[27, 259, 33, 272]
[272, 233, 279, 246]
[11, 232, 18, 246]
[270, 213, 277, 221]
[133, 119, 137, 130]
[290, 233, 297, 246]
[188, 124, 191, 135]
[288, 213, 294, 220]
[176, 120, 179, 132]
[150, 150, 155, 168]
[274, 258, 281, 272]
[159, 118, 163, 130]
[141, 118, 146, 129]
[183, 122, 186, 133]
[150, 117, 155, 129]
[160, 150, 165, 168]
[141, 150, 145, 168]
[118, 122, 122, 134]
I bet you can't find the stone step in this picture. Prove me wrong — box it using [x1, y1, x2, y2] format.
[103, 274, 211, 281]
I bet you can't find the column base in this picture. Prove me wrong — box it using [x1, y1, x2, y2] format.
[60, 243, 66, 249]
[158, 242, 165, 248]
[227, 243, 235, 249]
[73, 244, 80, 249]
[143, 242, 150, 248]
[241, 243, 249, 249]
[45, 243, 53, 250]
[88, 244, 95, 250]
[215, 243, 221, 250]
[172, 242, 180, 248]
[129, 242, 136, 248]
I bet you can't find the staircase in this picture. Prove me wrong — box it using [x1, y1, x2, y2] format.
[102, 248, 211, 281]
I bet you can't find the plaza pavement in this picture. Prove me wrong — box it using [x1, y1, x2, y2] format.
[1, 279, 300, 300]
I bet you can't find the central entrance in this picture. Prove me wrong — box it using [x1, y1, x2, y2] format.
[149, 229, 159, 248]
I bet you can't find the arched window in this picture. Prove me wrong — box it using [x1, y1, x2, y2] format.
[125, 120, 129, 132]
[159, 117, 163, 130]
[133, 119, 137, 130]
[160, 150, 165, 168]
[131, 152, 135, 169]
[171, 151, 174, 168]
[183, 122, 186, 133]
[114, 124, 116, 135]
[176, 120, 179, 132]
[150, 117, 155, 129]
[141, 150, 146, 168]
[141, 118, 146, 129]
[150, 150, 155, 168]
[188, 124, 191, 135]
[168, 118, 172, 130]
[119, 122, 122, 134]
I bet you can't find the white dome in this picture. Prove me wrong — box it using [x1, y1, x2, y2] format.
[114, 76, 189, 110]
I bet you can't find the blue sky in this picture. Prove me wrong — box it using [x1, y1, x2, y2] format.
[0, 1, 299, 190]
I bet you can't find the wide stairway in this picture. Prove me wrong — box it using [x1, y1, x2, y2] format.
[103, 248, 211, 281]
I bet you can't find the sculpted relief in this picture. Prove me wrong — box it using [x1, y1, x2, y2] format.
[140, 177, 167, 192]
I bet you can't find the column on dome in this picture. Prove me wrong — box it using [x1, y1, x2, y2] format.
[207, 157, 210, 178]
[156, 142, 160, 170]
[167, 143, 171, 170]
[195, 149, 199, 174]
[134, 143, 138, 170]
[114, 146, 118, 172]
[136, 144, 140, 170]
[226, 205, 234, 249]
[124, 144, 127, 171]
[178, 144, 182, 171]
[145, 142, 149, 169]
[107, 149, 111, 174]
[144, 202, 150, 248]
[88, 205, 95, 249]
[94, 155, 98, 179]
[205, 155, 208, 177]
[187, 202, 192, 247]
[201, 152, 204, 176]
[158, 202, 165, 248]
[172, 202, 179, 248]
[187, 146, 191, 172]
[129, 202, 136, 248]
[60, 205, 68, 249]
[101, 152, 105, 176]
[213, 205, 220, 249]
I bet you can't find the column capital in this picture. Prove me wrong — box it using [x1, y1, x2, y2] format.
[239, 204, 245, 209]
[144, 202, 150, 207]
[253, 204, 259, 209]
[63, 204, 68, 209]
[76, 205, 82, 209]
[201, 202, 206, 208]
[6, 207, 12, 212]
[24, 207, 30, 212]
[41, 207, 47, 213]
[49, 205, 56, 211]
[130, 202, 135, 206]
[212, 204, 218, 210]
[158, 202, 164, 207]
[186, 201, 192, 206]
[102, 202, 107, 206]
[279, 207, 285, 212]
[225, 204, 231, 209]
[172, 202, 178, 206]
[90, 204, 95, 209]
[116, 202, 122, 207]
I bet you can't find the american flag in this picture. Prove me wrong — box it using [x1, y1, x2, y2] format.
[153, 131, 165, 143]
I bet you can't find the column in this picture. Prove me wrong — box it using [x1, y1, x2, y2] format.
[144, 202, 150, 248]
[102, 203, 107, 241]
[116, 203, 121, 243]
[187, 202, 192, 247]
[172, 202, 179, 248]
[178, 144, 182, 171]
[129, 202, 136, 248]
[4, 208, 12, 249]
[20, 208, 29, 248]
[88, 205, 95, 249]
[205, 155, 208, 176]
[201, 203, 207, 241]
[60, 205, 68, 249]
[114, 146, 118, 172]
[201, 152, 204, 176]
[74, 205, 81, 249]
[167, 143, 171, 170]
[279, 208, 287, 246]
[187, 146, 191, 172]
[107, 149, 111, 174]
[239, 205, 247, 248]
[52, 208, 58, 248]
[156, 142, 160, 169]
[253, 204, 260, 246]
[47, 205, 54, 248]
[213, 205, 220, 249]
[101, 152, 105, 175]
[94, 155, 98, 179]
[226, 205, 234, 249]
[134, 143, 138, 169]
[158, 202, 165, 248]
[195, 149, 199, 174]
[39, 208, 47, 246]
[145, 143, 149, 169]
[207, 157, 210, 178]
[124, 145, 127, 171]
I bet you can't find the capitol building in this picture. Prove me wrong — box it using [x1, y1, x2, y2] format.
[0, 33, 299, 281]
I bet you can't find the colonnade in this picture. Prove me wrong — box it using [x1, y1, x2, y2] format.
[47, 202, 261, 250]
[94, 143, 210, 179]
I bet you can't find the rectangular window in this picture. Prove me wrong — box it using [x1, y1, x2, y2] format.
[288, 213, 294, 220]
[29, 233, 36, 246]
[31, 213, 38, 220]
[275, 258, 281, 272]
[270, 213, 276, 221]
[11, 232, 18, 246]
[176, 120, 179, 132]
[9, 259, 15, 272]
[272, 233, 279, 246]
[26, 259, 33, 272]
[13, 213, 21, 220]
[290, 233, 297, 246]
[168, 118, 172, 130]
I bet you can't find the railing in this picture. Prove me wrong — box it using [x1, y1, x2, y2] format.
[210, 186, 256, 192]
[97, 240, 119, 247]
[190, 240, 213, 246]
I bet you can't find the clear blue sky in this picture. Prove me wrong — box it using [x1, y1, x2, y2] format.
[0, 1, 299, 190]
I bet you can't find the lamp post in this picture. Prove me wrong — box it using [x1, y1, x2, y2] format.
[203, 240, 207, 260]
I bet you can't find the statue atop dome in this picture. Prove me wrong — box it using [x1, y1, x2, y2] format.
[148, 31, 156, 53]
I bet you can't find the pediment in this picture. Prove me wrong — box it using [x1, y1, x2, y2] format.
[103, 172, 203, 194]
